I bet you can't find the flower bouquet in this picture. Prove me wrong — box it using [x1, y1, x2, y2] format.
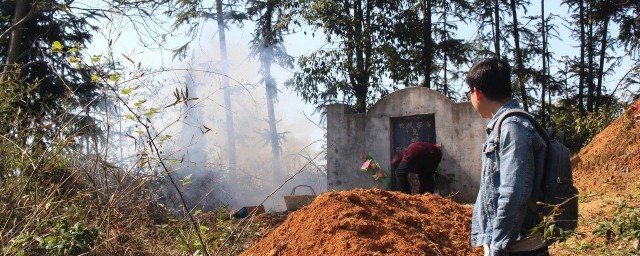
[360, 154, 387, 184]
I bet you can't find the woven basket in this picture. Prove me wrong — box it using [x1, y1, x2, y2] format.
[284, 185, 317, 211]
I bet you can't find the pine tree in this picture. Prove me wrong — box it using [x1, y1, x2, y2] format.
[287, 0, 404, 113]
[248, 0, 295, 179]
[0, 0, 103, 142]
[508, 0, 529, 111]
[381, 0, 473, 98]
[168, 0, 247, 180]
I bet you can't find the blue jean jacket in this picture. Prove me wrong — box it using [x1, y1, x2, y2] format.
[471, 99, 546, 255]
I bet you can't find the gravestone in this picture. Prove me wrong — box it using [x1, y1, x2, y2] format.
[390, 114, 437, 194]
[326, 87, 487, 203]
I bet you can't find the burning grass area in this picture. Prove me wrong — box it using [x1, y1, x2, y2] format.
[0, 174, 288, 256]
[97, 207, 290, 255]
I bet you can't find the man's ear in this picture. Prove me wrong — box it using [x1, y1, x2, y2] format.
[474, 89, 484, 102]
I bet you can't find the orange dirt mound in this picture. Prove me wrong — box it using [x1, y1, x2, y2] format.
[572, 99, 640, 195]
[242, 188, 482, 256]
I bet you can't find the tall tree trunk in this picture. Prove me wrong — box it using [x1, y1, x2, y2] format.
[262, 2, 282, 179]
[547, 48, 552, 123]
[540, 0, 547, 125]
[509, 0, 528, 111]
[578, 0, 586, 115]
[443, 4, 448, 96]
[442, 8, 449, 97]
[344, 0, 355, 103]
[216, 0, 237, 181]
[493, 0, 501, 59]
[421, 0, 432, 88]
[595, 17, 609, 112]
[547, 66, 552, 124]
[586, 5, 594, 113]
[2, 0, 32, 82]
[352, 0, 369, 113]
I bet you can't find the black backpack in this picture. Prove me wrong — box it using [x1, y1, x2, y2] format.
[493, 109, 579, 238]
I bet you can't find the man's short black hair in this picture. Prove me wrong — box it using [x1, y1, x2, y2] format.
[466, 58, 512, 101]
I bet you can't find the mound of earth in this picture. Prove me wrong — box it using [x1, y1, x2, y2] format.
[572, 99, 640, 195]
[242, 188, 481, 256]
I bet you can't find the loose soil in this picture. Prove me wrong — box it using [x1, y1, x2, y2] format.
[572, 99, 640, 195]
[242, 188, 482, 256]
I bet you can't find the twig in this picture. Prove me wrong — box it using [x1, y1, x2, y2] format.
[0, 3, 38, 41]
[128, 98, 210, 256]
[93, 58, 210, 255]
[609, 63, 639, 99]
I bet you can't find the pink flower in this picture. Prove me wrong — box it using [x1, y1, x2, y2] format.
[370, 162, 379, 172]
[361, 160, 371, 171]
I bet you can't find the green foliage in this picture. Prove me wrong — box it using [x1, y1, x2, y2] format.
[1, 0, 104, 142]
[247, 0, 295, 102]
[6, 216, 98, 256]
[38, 219, 99, 255]
[0, 72, 38, 178]
[593, 199, 640, 243]
[388, 0, 474, 96]
[550, 99, 624, 154]
[174, 225, 209, 254]
[287, 0, 407, 113]
[153, 205, 263, 254]
[529, 199, 576, 243]
[180, 174, 193, 186]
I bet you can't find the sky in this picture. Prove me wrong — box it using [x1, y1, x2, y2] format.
[86, 0, 637, 121]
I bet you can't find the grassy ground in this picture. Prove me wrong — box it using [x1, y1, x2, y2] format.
[551, 186, 640, 255]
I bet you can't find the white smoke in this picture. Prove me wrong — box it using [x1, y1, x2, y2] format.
[153, 39, 326, 213]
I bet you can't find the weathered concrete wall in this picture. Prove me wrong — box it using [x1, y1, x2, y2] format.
[327, 87, 487, 203]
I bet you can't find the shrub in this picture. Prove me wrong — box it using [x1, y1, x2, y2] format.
[550, 99, 624, 154]
[6, 216, 98, 256]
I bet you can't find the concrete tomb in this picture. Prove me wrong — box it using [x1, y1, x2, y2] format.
[326, 87, 488, 203]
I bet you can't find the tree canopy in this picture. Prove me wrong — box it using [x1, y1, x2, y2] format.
[0, 0, 103, 143]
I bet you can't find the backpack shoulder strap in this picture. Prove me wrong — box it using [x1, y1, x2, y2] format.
[491, 109, 550, 148]
[492, 109, 551, 213]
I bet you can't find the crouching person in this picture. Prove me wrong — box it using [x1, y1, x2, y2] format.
[387, 142, 442, 194]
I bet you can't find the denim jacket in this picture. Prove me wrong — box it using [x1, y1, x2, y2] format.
[471, 99, 547, 255]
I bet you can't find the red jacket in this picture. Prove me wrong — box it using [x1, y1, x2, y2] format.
[391, 142, 442, 173]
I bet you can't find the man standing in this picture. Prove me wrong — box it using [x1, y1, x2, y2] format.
[388, 142, 442, 194]
[467, 58, 548, 256]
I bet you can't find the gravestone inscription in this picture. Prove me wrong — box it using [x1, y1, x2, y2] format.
[390, 114, 437, 156]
